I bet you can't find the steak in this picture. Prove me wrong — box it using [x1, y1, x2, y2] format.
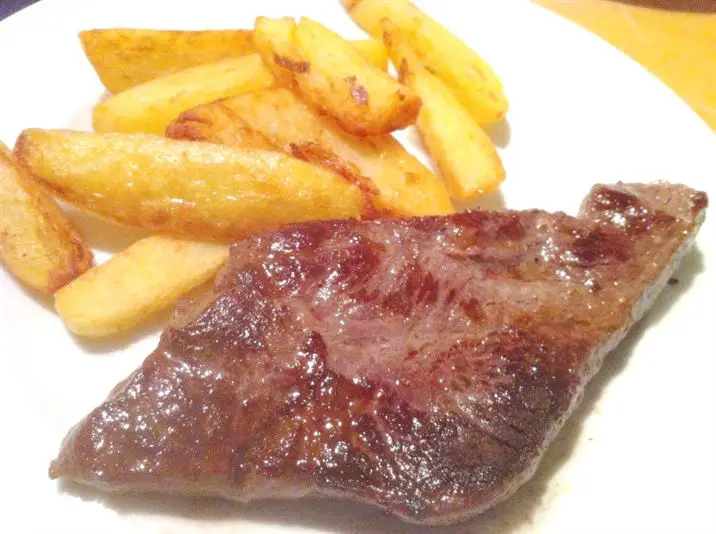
[50, 183, 707, 524]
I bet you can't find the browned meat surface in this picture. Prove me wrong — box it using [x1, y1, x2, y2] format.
[50, 183, 707, 524]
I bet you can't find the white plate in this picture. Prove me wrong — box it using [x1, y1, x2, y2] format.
[1, 0, 714, 532]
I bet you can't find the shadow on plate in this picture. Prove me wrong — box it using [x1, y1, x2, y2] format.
[70, 308, 171, 356]
[454, 189, 507, 212]
[484, 118, 511, 149]
[6, 276, 55, 314]
[70, 279, 215, 355]
[58, 248, 704, 533]
[65, 207, 152, 255]
[607, 0, 716, 13]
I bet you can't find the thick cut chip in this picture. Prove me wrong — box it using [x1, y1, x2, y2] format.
[351, 39, 389, 71]
[54, 236, 228, 337]
[80, 29, 256, 93]
[93, 54, 276, 135]
[345, 0, 508, 124]
[80, 29, 389, 93]
[254, 17, 420, 136]
[0, 142, 92, 294]
[388, 26, 505, 198]
[167, 88, 454, 216]
[14, 129, 368, 240]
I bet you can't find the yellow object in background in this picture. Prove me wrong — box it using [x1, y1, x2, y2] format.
[535, 0, 716, 131]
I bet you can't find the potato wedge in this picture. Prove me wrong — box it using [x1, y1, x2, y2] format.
[345, 0, 508, 124]
[0, 142, 92, 294]
[55, 236, 228, 337]
[252, 18, 300, 88]
[351, 39, 389, 71]
[80, 29, 255, 93]
[14, 129, 368, 240]
[388, 27, 505, 198]
[167, 88, 454, 216]
[254, 17, 420, 136]
[414, 80, 505, 199]
[93, 54, 276, 134]
[81, 29, 389, 93]
[167, 103, 276, 150]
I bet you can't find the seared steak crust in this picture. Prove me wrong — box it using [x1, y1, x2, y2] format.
[51, 183, 707, 524]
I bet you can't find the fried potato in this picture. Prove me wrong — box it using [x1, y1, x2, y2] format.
[351, 39, 389, 71]
[253, 17, 305, 88]
[167, 88, 454, 216]
[81, 29, 389, 93]
[80, 29, 255, 93]
[14, 129, 368, 240]
[345, 0, 508, 124]
[93, 54, 276, 134]
[54, 236, 228, 337]
[254, 17, 420, 136]
[168, 103, 276, 150]
[0, 142, 92, 294]
[388, 27, 505, 198]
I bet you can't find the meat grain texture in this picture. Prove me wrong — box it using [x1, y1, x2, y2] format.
[51, 183, 707, 524]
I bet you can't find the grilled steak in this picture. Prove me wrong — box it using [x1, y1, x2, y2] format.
[50, 183, 707, 524]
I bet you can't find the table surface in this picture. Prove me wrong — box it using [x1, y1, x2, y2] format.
[535, 0, 716, 131]
[2, 0, 715, 131]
